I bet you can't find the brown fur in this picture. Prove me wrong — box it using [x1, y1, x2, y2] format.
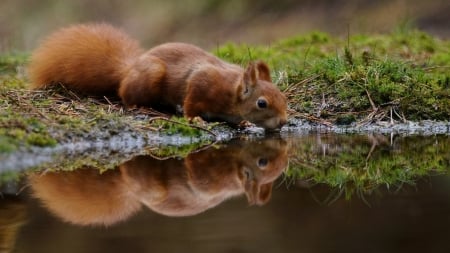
[28, 23, 287, 129]
[28, 138, 288, 225]
[121, 138, 288, 216]
[28, 168, 142, 226]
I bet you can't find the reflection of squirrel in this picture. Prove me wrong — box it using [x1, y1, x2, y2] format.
[122, 138, 288, 217]
[0, 196, 27, 252]
[28, 138, 288, 225]
[28, 23, 287, 129]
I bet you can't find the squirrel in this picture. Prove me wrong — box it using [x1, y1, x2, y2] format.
[28, 23, 288, 129]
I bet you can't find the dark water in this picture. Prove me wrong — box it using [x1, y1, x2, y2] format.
[1, 133, 449, 253]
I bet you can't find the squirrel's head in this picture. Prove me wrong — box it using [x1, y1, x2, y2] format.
[236, 61, 288, 130]
[186, 138, 288, 206]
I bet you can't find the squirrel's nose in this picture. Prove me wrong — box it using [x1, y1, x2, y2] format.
[278, 118, 287, 128]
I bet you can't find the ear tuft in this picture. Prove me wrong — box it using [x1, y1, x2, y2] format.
[244, 62, 258, 86]
[236, 82, 246, 101]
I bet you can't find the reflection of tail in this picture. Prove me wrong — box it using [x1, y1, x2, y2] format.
[29, 169, 142, 226]
[0, 197, 27, 253]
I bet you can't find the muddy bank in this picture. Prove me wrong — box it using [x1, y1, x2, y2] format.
[1, 119, 449, 174]
[283, 119, 450, 135]
[0, 124, 223, 173]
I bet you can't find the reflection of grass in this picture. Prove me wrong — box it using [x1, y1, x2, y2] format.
[285, 135, 450, 201]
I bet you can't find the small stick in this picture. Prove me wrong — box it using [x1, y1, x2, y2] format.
[284, 74, 320, 94]
[365, 89, 377, 111]
[103, 96, 113, 105]
[390, 107, 394, 125]
[149, 116, 218, 140]
[294, 113, 333, 127]
[18, 96, 52, 122]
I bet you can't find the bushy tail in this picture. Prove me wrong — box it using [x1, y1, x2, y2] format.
[28, 23, 143, 96]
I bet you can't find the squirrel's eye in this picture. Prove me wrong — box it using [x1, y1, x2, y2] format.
[257, 98, 267, 109]
[257, 158, 268, 167]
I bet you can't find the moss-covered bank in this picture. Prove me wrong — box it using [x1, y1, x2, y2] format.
[217, 28, 449, 123]
[1, 28, 449, 153]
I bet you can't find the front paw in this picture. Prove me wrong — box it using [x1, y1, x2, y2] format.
[175, 104, 184, 116]
[238, 120, 256, 129]
[189, 116, 207, 126]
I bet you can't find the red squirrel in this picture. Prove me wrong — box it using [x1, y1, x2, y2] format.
[28, 23, 288, 129]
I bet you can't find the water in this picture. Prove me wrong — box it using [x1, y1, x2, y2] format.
[1, 133, 449, 253]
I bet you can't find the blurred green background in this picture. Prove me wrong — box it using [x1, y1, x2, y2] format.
[1, 0, 449, 52]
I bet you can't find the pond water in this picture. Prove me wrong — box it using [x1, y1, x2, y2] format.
[1, 133, 449, 253]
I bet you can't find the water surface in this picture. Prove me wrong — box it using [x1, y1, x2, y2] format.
[1, 133, 449, 253]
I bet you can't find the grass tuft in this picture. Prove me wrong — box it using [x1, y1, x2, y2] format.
[216, 28, 450, 123]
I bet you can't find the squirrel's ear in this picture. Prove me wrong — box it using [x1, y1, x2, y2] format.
[237, 81, 250, 101]
[240, 63, 256, 100]
[256, 183, 273, 205]
[244, 61, 272, 85]
[244, 62, 258, 87]
[244, 181, 273, 206]
[255, 61, 272, 82]
[241, 61, 272, 100]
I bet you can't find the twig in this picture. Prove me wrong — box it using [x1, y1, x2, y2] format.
[293, 113, 333, 127]
[135, 107, 168, 117]
[148, 116, 218, 140]
[365, 134, 379, 162]
[283, 74, 321, 95]
[146, 152, 179, 161]
[390, 107, 394, 125]
[390, 107, 407, 123]
[356, 109, 387, 127]
[17, 96, 52, 122]
[147, 139, 219, 160]
[365, 88, 377, 111]
[422, 65, 450, 71]
[57, 83, 82, 101]
[103, 96, 113, 105]
[316, 93, 327, 118]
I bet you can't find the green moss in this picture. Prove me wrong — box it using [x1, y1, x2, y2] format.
[149, 142, 215, 159]
[26, 132, 57, 147]
[0, 136, 17, 153]
[0, 171, 22, 184]
[151, 117, 199, 136]
[0, 82, 216, 154]
[149, 117, 217, 138]
[215, 28, 450, 122]
[0, 52, 28, 75]
[0, 112, 58, 153]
